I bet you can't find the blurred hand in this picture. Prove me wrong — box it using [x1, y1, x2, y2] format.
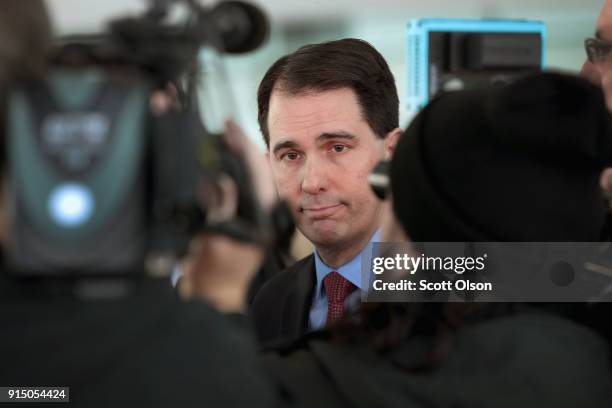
[223, 119, 278, 211]
[180, 121, 277, 312]
[150, 83, 181, 115]
[183, 232, 264, 313]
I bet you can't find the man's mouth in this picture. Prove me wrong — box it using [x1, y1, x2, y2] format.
[301, 203, 344, 219]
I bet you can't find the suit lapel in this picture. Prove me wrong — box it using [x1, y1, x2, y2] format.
[280, 255, 316, 340]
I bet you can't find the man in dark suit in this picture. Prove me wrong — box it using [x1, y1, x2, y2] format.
[250, 39, 402, 344]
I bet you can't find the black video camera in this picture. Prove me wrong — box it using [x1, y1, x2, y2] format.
[5, 0, 270, 277]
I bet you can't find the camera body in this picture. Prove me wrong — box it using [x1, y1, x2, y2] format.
[6, 69, 200, 276]
[4, 0, 269, 277]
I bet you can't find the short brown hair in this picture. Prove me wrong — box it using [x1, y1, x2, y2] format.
[257, 38, 399, 147]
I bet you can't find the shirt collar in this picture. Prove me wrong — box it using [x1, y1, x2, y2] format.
[313, 228, 381, 296]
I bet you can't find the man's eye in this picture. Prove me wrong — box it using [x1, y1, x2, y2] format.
[332, 144, 348, 153]
[282, 152, 300, 161]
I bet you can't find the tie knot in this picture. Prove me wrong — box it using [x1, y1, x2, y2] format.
[323, 271, 356, 304]
[323, 271, 357, 325]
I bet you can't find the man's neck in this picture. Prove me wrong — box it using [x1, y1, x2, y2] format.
[316, 226, 379, 269]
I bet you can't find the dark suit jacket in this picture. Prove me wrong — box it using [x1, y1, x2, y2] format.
[250, 254, 316, 345]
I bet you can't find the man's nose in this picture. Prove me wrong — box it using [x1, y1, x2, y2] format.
[301, 157, 328, 194]
[581, 59, 602, 86]
[580, 59, 612, 111]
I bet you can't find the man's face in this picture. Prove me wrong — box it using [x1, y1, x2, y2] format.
[267, 87, 389, 252]
[582, 0, 612, 191]
[581, 0, 612, 109]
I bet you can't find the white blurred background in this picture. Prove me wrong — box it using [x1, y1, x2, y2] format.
[46, 0, 604, 146]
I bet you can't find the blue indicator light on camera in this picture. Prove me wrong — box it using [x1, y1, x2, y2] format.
[48, 183, 94, 228]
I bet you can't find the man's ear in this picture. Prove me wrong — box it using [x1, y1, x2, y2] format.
[383, 127, 402, 160]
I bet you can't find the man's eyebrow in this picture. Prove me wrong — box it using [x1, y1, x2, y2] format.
[271, 132, 357, 155]
[272, 140, 300, 155]
[317, 131, 358, 142]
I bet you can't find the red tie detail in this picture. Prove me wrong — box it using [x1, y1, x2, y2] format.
[323, 271, 357, 325]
